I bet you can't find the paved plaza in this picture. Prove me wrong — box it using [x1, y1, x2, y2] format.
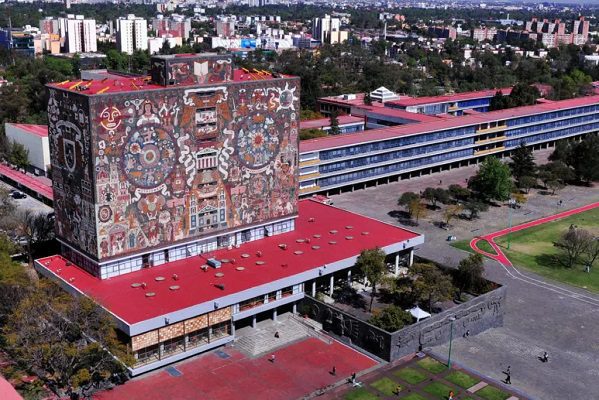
[330, 155, 599, 400]
[94, 337, 378, 400]
[322, 354, 525, 400]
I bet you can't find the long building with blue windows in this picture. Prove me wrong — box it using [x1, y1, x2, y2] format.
[299, 96, 599, 196]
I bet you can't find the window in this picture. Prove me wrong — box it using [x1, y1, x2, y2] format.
[136, 344, 159, 364]
[239, 295, 264, 311]
[188, 328, 209, 348]
[211, 322, 230, 340]
[162, 335, 185, 357]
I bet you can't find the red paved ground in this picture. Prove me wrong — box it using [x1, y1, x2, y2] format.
[94, 338, 378, 400]
[470, 201, 599, 266]
[0, 164, 53, 201]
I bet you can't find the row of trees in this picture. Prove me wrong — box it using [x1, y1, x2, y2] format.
[554, 226, 599, 270]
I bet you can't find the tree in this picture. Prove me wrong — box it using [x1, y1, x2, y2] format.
[10, 210, 54, 265]
[299, 128, 327, 140]
[355, 248, 387, 312]
[408, 199, 427, 222]
[329, 111, 341, 135]
[537, 161, 574, 187]
[548, 141, 572, 164]
[568, 135, 599, 183]
[398, 192, 420, 208]
[368, 305, 413, 332]
[442, 204, 463, 227]
[553, 226, 593, 268]
[0, 234, 31, 323]
[518, 176, 537, 194]
[411, 263, 455, 312]
[546, 180, 565, 195]
[463, 200, 488, 220]
[363, 91, 373, 106]
[468, 157, 513, 202]
[422, 187, 449, 209]
[8, 140, 29, 169]
[509, 143, 536, 184]
[455, 253, 486, 295]
[582, 238, 599, 271]
[448, 184, 471, 202]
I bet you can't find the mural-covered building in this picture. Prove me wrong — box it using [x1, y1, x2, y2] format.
[47, 53, 300, 279]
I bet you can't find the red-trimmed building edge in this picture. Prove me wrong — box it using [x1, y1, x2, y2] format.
[35, 199, 424, 375]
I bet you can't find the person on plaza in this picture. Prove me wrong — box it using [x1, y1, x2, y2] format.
[394, 385, 402, 396]
[331, 366, 336, 376]
[270, 354, 276, 363]
[350, 372, 356, 384]
[448, 390, 454, 400]
[504, 365, 511, 384]
[274, 331, 280, 338]
[541, 352, 549, 363]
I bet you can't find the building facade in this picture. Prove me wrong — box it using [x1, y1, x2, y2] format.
[116, 15, 148, 55]
[312, 15, 348, 45]
[4, 123, 51, 176]
[62, 15, 97, 53]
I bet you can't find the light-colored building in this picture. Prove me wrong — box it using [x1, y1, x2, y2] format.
[148, 35, 182, 54]
[4, 123, 50, 176]
[34, 33, 61, 55]
[312, 14, 348, 45]
[62, 15, 97, 53]
[116, 15, 148, 55]
[152, 14, 191, 40]
[216, 19, 235, 38]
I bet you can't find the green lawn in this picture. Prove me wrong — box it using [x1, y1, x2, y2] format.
[496, 207, 599, 292]
[393, 367, 428, 385]
[344, 387, 378, 400]
[451, 239, 496, 256]
[476, 239, 497, 254]
[417, 357, 447, 374]
[402, 394, 427, 400]
[370, 377, 400, 396]
[476, 385, 511, 400]
[444, 371, 480, 389]
[423, 382, 456, 399]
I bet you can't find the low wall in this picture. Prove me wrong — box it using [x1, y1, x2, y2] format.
[300, 285, 506, 362]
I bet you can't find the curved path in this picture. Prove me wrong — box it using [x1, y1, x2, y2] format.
[470, 201, 599, 267]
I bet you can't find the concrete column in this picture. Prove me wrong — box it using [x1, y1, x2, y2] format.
[395, 253, 400, 275]
[312, 281, 316, 297]
[292, 302, 297, 314]
[272, 308, 278, 321]
[231, 321, 235, 336]
[252, 315, 257, 328]
[409, 249, 414, 267]
[347, 269, 352, 283]
[329, 274, 334, 296]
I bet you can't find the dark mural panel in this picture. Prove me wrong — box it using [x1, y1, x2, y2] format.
[48, 89, 98, 256]
[80, 77, 300, 260]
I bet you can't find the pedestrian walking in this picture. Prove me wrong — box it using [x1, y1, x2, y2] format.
[448, 390, 455, 400]
[274, 331, 280, 338]
[351, 372, 356, 384]
[394, 385, 401, 396]
[270, 354, 276, 363]
[541, 352, 549, 363]
[332, 366, 336, 376]
[439, 179, 443, 185]
[504, 365, 511, 384]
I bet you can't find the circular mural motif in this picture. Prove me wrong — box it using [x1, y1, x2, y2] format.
[98, 205, 112, 223]
[236, 111, 280, 169]
[123, 127, 176, 188]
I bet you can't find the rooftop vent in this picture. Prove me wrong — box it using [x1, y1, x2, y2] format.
[169, 285, 180, 291]
[145, 292, 156, 297]
[207, 258, 222, 268]
[215, 283, 225, 290]
[172, 274, 179, 280]
[279, 243, 288, 250]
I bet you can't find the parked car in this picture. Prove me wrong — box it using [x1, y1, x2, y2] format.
[10, 191, 27, 199]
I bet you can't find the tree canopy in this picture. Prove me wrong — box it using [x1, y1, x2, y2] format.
[468, 157, 513, 202]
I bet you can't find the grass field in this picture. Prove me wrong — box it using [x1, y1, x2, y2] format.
[393, 367, 428, 385]
[476, 385, 511, 400]
[495, 207, 599, 292]
[451, 239, 496, 256]
[370, 377, 399, 396]
[444, 371, 480, 389]
[423, 382, 456, 399]
[417, 358, 447, 374]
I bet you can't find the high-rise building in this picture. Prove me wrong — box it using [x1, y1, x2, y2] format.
[312, 14, 348, 45]
[152, 14, 191, 40]
[216, 19, 235, 38]
[61, 15, 97, 53]
[39, 17, 59, 35]
[116, 15, 148, 55]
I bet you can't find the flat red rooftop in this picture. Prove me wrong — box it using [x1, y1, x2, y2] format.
[37, 200, 421, 325]
[0, 164, 53, 200]
[48, 69, 291, 96]
[7, 123, 48, 138]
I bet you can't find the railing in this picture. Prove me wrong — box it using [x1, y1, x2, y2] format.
[299, 186, 319, 194]
[476, 124, 506, 134]
[474, 146, 505, 156]
[474, 136, 506, 145]
[299, 158, 321, 167]
[299, 172, 320, 180]
[289, 313, 333, 345]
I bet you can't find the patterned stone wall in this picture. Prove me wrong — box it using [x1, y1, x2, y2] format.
[184, 314, 208, 333]
[209, 307, 231, 324]
[131, 330, 159, 351]
[150, 54, 233, 86]
[302, 285, 506, 362]
[159, 321, 185, 341]
[47, 89, 98, 257]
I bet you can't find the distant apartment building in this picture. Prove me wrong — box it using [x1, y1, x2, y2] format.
[60, 15, 97, 53]
[312, 15, 348, 45]
[500, 16, 590, 48]
[0, 29, 35, 57]
[116, 15, 148, 55]
[216, 19, 235, 38]
[428, 26, 457, 40]
[34, 33, 61, 55]
[472, 27, 497, 42]
[39, 17, 60, 35]
[152, 14, 191, 40]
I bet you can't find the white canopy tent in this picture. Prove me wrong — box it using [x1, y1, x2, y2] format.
[407, 306, 431, 322]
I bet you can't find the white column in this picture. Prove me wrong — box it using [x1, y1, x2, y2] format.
[272, 308, 277, 321]
[231, 321, 235, 336]
[409, 249, 414, 266]
[394, 253, 400, 275]
[252, 315, 257, 328]
[329, 274, 334, 296]
[312, 281, 316, 297]
[292, 302, 297, 314]
[347, 269, 352, 283]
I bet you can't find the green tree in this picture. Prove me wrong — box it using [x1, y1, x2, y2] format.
[518, 176, 537, 194]
[468, 157, 513, 202]
[509, 142, 536, 184]
[463, 200, 488, 220]
[443, 204, 463, 227]
[329, 110, 341, 135]
[368, 305, 413, 332]
[8, 141, 29, 169]
[448, 184, 471, 202]
[363, 91, 373, 106]
[411, 263, 454, 312]
[455, 253, 486, 295]
[355, 248, 387, 312]
[568, 135, 599, 183]
[299, 128, 327, 141]
[422, 187, 450, 209]
[554, 226, 592, 268]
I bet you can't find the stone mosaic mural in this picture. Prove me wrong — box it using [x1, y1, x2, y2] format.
[50, 77, 299, 261]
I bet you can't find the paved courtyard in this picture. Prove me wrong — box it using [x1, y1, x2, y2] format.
[322, 354, 525, 400]
[329, 155, 599, 400]
[94, 338, 378, 400]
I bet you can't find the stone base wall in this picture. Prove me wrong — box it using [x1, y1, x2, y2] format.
[301, 285, 506, 362]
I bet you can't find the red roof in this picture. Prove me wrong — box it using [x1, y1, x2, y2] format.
[0, 376, 22, 400]
[48, 69, 292, 96]
[300, 115, 364, 130]
[7, 123, 48, 138]
[36, 200, 421, 325]
[300, 95, 599, 153]
[360, 106, 441, 123]
[386, 87, 512, 107]
[0, 164, 53, 200]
